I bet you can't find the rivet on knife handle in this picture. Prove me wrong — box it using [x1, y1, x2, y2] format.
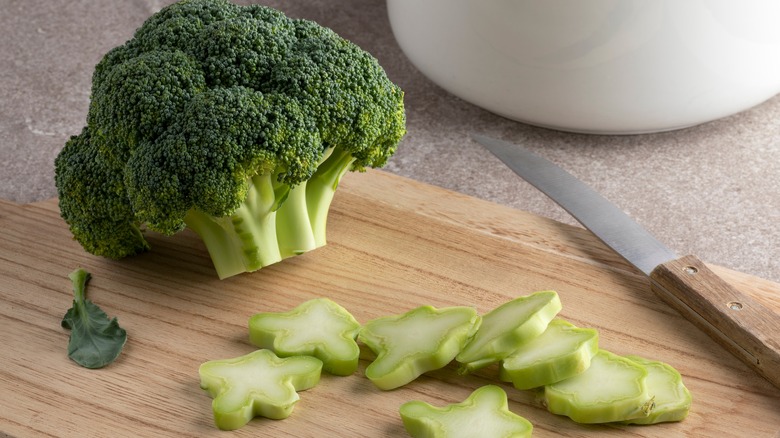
[650, 255, 780, 388]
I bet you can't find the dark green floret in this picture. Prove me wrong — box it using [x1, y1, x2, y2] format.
[54, 0, 406, 278]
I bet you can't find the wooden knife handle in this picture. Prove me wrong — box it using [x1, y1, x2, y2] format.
[650, 255, 780, 389]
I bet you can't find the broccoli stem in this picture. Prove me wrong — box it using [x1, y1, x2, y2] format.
[275, 181, 317, 258]
[184, 173, 283, 279]
[181, 147, 355, 278]
[273, 146, 354, 257]
[69, 268, 90, 305]
[306, 147, 356, 247]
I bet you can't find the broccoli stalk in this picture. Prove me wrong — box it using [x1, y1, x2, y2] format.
[183, 146, 354, 279]
[54, 0, 406, 279]
[307, 147, 357, 247]
[183, 173, 285, 279]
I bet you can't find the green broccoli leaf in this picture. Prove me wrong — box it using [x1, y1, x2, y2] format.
[61, 268, 127, 369]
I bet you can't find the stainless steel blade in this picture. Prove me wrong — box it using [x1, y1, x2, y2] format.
[473, 134, 678, 275]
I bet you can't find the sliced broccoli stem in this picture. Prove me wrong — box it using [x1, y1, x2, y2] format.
[199, 349, 323, 430]
[248, 298, 362, 376]
[184, 173, 283, 279]
[306, 146, 356, 247]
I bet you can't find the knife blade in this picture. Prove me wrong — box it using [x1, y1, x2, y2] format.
[472, 133, 780, 389]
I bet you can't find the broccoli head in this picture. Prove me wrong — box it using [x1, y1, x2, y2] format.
[55, 0, 406, 279]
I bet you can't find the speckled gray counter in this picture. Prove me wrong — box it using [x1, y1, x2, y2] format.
[2, 0, 778, 282]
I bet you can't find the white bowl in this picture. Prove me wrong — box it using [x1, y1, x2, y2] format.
[388, 0, 780, 134]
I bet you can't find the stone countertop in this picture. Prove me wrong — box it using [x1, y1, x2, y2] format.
[2, 0, 778, 283]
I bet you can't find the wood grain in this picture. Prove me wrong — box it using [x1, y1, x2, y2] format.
[1, 170, 779, 437]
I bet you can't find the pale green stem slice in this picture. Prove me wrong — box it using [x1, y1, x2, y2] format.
[248, 298, 362, 376]
[359, 305, 481, 390]
[456, 290, 562, 373]
[199, 349, 322, 430]
[622, 355, 692, 424]
[499, 319, 599, 389]
[399, 385, 532, 438]
[544, 349, 653, 424]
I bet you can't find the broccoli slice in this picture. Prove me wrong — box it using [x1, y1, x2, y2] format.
[358, 305, 481, 390]
[400, 385, 533, 438]
[199, 349, 322, 430]
[248, 298, 361, 376]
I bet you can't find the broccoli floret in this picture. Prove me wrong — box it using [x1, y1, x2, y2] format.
[88, 50, 207, 161]
[54, 128, 149, 258]
[55, 0, 406, 279]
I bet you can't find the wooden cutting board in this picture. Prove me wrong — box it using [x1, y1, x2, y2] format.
[1, 169, 778, 437]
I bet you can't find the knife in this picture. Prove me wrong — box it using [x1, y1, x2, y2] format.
[472, 134, 780, 389]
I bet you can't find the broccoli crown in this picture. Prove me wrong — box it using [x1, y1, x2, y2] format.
[55, 0, 405, 263]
